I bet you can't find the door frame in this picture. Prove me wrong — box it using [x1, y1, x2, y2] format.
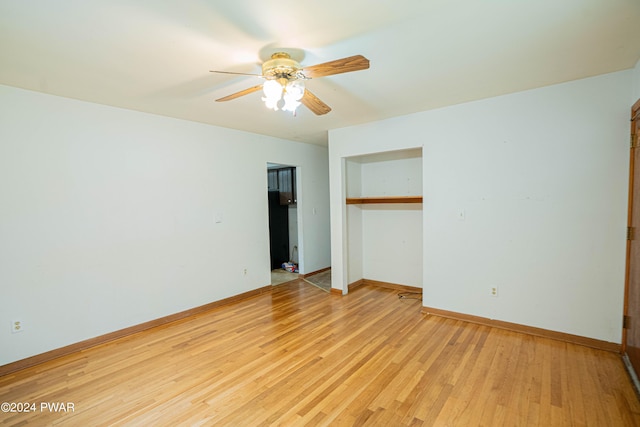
[623, 97, 640, 355]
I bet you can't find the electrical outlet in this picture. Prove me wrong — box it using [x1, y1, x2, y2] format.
[243, 268, 248, 276]
[490, 286, 498, 297]
[11, 319, 23, 334]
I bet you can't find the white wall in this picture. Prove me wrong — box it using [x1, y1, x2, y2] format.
[360, 156, 422, 197]
[346, 161, 363, 283]
[0, 85, 330, 366]
[288, 206, 298, 264]
[633, 59, 640, 102]
[361, 205, 422, 287]
[330, 70, 632, 343]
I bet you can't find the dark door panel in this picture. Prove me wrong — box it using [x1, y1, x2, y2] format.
[268, 191, 289, 270]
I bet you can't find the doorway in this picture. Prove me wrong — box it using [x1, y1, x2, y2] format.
[623, 97, 640, 384]
[267, 163, 299, 285]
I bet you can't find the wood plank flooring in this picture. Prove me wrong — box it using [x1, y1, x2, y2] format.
[1, 281, 640, 426]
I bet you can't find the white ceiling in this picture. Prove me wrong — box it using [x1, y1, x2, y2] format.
[1, 0, 639, 146]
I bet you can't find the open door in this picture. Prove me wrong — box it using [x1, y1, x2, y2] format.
[624, 98, 640, 379]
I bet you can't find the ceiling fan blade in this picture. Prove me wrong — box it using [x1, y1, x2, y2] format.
[301, 55, 370, 78]
[210, 70, 263, 77]
[301, 89, 331, 115]
[215, 84, 263, 102]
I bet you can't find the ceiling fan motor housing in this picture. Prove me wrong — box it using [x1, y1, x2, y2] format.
[262, 52, 302, 80]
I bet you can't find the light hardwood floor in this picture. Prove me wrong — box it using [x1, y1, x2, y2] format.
[1, 281, 640, 426]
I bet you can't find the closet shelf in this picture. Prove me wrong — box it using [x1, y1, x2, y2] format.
[346, 196, 423, 205]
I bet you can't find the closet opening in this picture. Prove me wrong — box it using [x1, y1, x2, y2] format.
[344, 148, 423, 295]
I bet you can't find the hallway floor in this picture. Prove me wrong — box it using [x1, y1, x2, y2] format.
[270, 269, 299, 286]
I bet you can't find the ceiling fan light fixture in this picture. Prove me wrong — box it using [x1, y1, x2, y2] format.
[285, 80, 304, 99]
[262, 77, 305, 114]
[282, 80, 305, 114]
[262, 79, 283, 111]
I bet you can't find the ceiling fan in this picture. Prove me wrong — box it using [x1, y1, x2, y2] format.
[210, 52, 370, 115]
